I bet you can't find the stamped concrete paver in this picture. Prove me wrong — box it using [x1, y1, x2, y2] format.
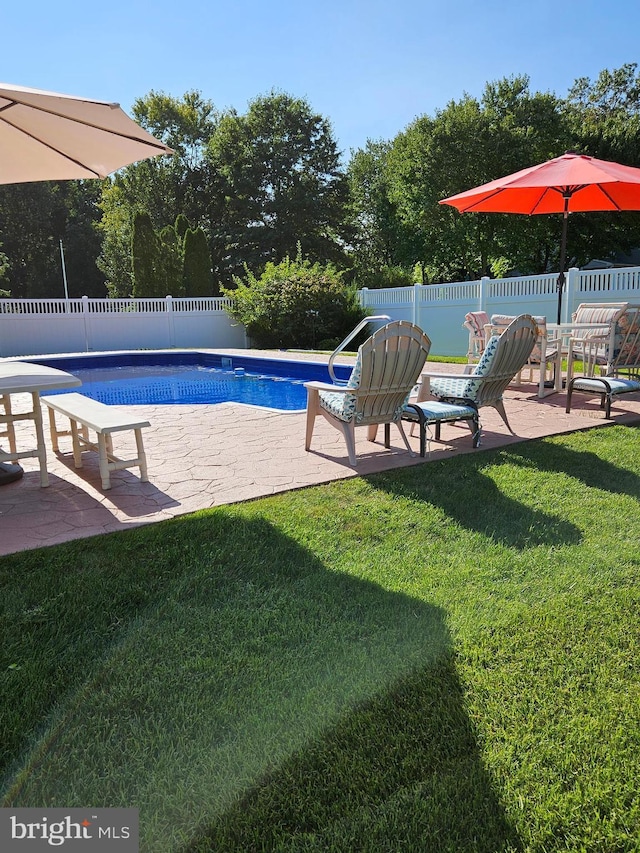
[1, 349, 640, 556]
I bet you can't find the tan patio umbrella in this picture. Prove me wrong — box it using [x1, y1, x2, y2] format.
[0, 83, 173, 484]
[0, 82, 173, 183]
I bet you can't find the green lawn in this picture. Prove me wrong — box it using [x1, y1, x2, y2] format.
[2, 424, 640, 852]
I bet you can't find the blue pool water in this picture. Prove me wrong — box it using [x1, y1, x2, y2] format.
[33, 351, 353, 411]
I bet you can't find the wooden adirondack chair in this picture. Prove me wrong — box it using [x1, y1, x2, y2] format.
[304, 320, 431, 466]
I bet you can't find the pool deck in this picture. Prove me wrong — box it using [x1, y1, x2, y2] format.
[1, 348, 640, 557]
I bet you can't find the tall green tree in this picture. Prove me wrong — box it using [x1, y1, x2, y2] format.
[206, 91, 350, 284]
[378, 76, 570, 281]
[99, 91, 219, 297]
[346, 140, 418, 286]
[0, 180, 105, 298]
[183, 227, 216, 296]
[132, 211, 162, 297]
[564, 63, 640, 165]
[560, 63, 640, 265]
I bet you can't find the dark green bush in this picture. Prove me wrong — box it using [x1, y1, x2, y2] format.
[223, 253, 366, 348]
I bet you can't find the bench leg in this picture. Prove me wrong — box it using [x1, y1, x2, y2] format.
[97, 434, 111, 490]
[135, 429, 149, 482]
[70, 419, 83, 469]
[47, 406, 61, 453]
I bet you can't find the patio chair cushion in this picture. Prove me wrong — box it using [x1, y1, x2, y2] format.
[569, 376, 640, 395]
[319, 353, 361, 422]
[318, 351, 365, 423]
[318, 389, 358, 422]
[430, 334, 501, 400]
[403, 400, 477, 422]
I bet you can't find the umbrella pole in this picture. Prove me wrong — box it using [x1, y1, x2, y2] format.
[556, 195, 570, 325]
[59, 239, 69, 302]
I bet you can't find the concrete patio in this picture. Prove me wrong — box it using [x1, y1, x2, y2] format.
[1, 350, 640, 557]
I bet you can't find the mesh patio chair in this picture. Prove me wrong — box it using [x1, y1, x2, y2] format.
[304, 320, 431, 466]
[463, 311, 490, 367]
[566, 303, 640, 417]
[485, 313, 557, 387]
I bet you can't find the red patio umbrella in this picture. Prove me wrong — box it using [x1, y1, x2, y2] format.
[439, 152, 640, 324]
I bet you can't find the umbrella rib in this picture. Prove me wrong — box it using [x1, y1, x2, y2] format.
[455, 188, 505, 212]
[597, 184, 623, 210]
[0, 98, 171, 154]
[0, 117, 105, 177]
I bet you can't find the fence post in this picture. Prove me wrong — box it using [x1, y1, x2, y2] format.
[82, 295, 90, 352]
[565, 267, 579, 323]
[166, 295, 175, 347]
[413, 282, 421, 326]
[479, 276, 490, 312]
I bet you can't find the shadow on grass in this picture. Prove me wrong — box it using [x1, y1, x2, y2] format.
[1, 510, 520, 853]
[501, 424, 640, 499]
[185, 660, 520, 853]
[367, 452, 582, 550]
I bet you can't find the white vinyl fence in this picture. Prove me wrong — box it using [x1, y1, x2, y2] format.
[0, 295, 247, 358]
[359, 266, 640, 356]
[3, 266, 640, 360]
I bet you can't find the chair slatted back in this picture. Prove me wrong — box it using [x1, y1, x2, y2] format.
[350, 321, 431, 423]
[605, 304, 640, 376]
[462, 315, 537, 407]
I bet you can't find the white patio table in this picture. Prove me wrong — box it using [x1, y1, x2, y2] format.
[545, 323, 610, 394]
[0, 361, 81, 486]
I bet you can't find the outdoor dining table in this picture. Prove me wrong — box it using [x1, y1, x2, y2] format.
[0, 361, 81, 487]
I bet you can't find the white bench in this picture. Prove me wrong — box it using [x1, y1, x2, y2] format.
[42, 393, 150, 490]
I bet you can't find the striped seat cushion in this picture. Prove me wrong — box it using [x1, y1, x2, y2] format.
[570, 376, 640, 395]
[464, 311, 490, 337]
[430, 335, 500, 400]
[403, 400, 476, 421]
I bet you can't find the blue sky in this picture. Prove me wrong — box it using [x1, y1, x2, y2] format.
[4, 0, 639, 158]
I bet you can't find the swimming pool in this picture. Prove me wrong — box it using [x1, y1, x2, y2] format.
[30, 351, 354, 411]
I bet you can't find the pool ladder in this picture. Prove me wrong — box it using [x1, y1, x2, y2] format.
[327, 315, 390, 384]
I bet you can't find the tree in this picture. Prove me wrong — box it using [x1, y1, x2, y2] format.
[347, 141, 417, 286]
[0, 180, 105, 298]
[379, 76, 571, 281]
[98, 91, 219, 297]
[132, 211, 162, 297]
[183, 227, 215, 296]
[564, 63, 640, 165]
[560, 63, 640, 266]
[207, 91, 351, 284]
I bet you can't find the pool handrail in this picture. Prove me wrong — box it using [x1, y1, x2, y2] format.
[327, 315, 391, 384]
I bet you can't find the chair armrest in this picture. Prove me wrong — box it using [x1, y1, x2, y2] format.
[304, 381, 352, 393]
[421, 372, 470, 381]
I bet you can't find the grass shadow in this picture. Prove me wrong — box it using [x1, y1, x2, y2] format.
[500, 424, 640, 499]
[367, 452, 582, 550]
[185, 659, 519, 852]
[1, 510, 519, 852]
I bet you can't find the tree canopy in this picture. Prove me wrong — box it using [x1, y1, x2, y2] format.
[2, 65, 640, 300]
